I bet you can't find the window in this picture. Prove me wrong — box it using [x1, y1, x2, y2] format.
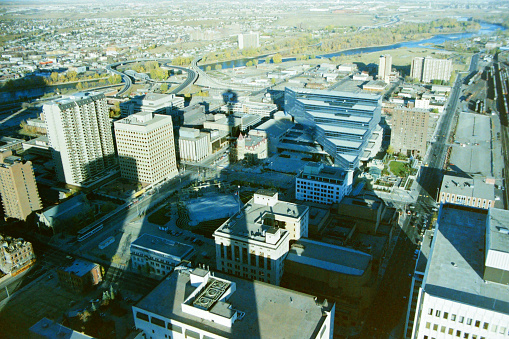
[491, 325, 498, 332]
[320, 325, 327, 338]
[433, 324, 438, 331]
[464, 333, 469, 339]
[444, 312, 449, 319]
[483, 323, 489, 330]
[441, 326, 446, 333]
[451, 314, 456, 321]
[426, 322, 431, 329]
[475, 320, 480, 328]
[136, 312, 149, 321]
[436, 310, 441, 317]
[467, 318, 472, 326]
[500, 327, 506, 334]
[185, 329, 200, 339]
[428, 308, 433, 315]
[456, 330, 461, 337]
[449, 328, 454, 335]
[151, 317, 165, 328]
[459, 316, 464, 324]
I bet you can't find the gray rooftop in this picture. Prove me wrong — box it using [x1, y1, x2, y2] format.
[131, 234, 194, 261]
[487, 208, 509, 253]
[424, 204, 509, 314]
[61, 259, 98, 277]
[134, 268, 332, 339]
[287, 239, 371, 276]
[440, 174, 495, 200]
[30, 317, 94, 339]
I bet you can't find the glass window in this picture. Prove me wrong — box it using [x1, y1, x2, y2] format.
[136, 312, 149, 322]
[444, 312, 449, 319]
[151, 317, 165, 328]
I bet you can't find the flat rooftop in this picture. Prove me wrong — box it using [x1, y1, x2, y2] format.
[440, 174, 494, 200]
[30, 317, 93, 339]
[131, 234, 194, 261]
[287, 239, 371, 276]
[424, 204, 509, 314]
[487, 208, 509, 253]
[134, 268, 332, 338]
[61, 259, 97, 277]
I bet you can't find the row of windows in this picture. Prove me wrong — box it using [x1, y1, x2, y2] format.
[427, 308, 509, 335]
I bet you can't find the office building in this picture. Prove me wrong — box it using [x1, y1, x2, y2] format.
[282, 238, 375, 335]
[178, 127, 211, 162]
[410, 57, 453, 83]
[238, 32, 260, 50]
[43, 92, 116, 186]
[285, 87, 382, 169]
[390, 107, 430, 156]
[438, 174, 495, 209]
[114, 112, 178, 184]
[133, 266, 335, 339]
[378, 54, 392, 83]
[0, 235, 36, 275]
[0, 150, 41, 221]
[213, 190, 309, 285]
[119, 93, 184, 117]
[296, 163, 353, 205]
[56, 259, 103, 294]
[130, 234, 194, 277]
[409, 205, 509, 339]
[221, 100, 277, 118]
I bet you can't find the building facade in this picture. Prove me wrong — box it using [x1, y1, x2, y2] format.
[378, 54, 392, 83]
[43, 92, 116, 186]
[178, 127, 211, 162]
[285, 87, 382, 169]
[133, 267, 334, 339]
[213, 190, 309, 285]
[296, 163, 353, 205]
[390, 107, 430, 156]
[0, 235, 36, 275]
[238, 32, 260, 50]
[235, 133, 268, 162]
[56, 259, 103, 293]
[438, 174, 495, 209]
[409, 205, 509, 339]
[130, 234, 194, 277]
[119, 93, 184, 117]
[114, 112, 178, 184]
[0, 150, 41, 221]
[410, 57, 453, 83]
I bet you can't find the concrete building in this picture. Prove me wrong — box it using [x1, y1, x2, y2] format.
[37, 194, 88, 234]
[43, 92, 116, 186]
[378, 54, 392, 83]
[119, 93, 184, 117]
[130, 234, 194, 277]
[30, 317, 94, 339]
[438, 174, 495, 209]
[114, 112, 178, 184]
[296, 163, 353, 205]
[56, 259, 103, 294]
[390, 107, 430, 156]
[248, 117, 295, 156]
[0, 235, 35, 275]
[410, 57, 453, 83]
[409, 204, 509, 339]
[213, 190, 309, 285]
[238, 32, 260, 50]
[285, 87, 382, 169]
[203, 113, 261, 136]
[0, 150, 41, 221]
[282, 238, 375, 336]
[234, 132, 268, 162]
[133, 266, 334, 339]
[221, 100, 277, 118]
[178, 127, 211, 162]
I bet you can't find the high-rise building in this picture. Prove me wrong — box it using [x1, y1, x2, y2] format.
[43, 92, 116, 186]
[132, 266, 335, 339]
[410, 57, 453, 83]
[285, 88, 382, 169]
[238, 32, 260, 50]
[114, 112, 178, 184]
[213, 190, 309, 285]
[390, 107, 430, 156]
[0, 150, 41, 220]
[408, 204, 509, 339]
[378, 54, 392, 83]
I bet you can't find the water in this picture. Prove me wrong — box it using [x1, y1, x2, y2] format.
[201, 22, 505, 70]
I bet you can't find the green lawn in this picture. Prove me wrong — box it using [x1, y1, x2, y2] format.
[389, 161, 409, 177]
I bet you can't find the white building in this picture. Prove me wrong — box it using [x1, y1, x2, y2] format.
[410, 57, 453, 83]
[178, 127, 211, 162]
[409, 204, 509, 339]
[213, 190, 309, 285]
[221, 100, 277, 118]
[43, 92, 116, 186]
[296, 163, 353, 205]
[130, 234, 194, 277]
[238, 32, 260, 50]
[120, 93, 184, 117]
[132, 266, 335, 339]
[438, 174, 495, 210]
[378, 54, 392, 83]
[114, 111, 178, 184]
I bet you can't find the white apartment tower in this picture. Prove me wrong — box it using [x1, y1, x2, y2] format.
[410, 57, 453, 83]
[43, 92, 116, 186]
[238, 32, 260, 50]
[114, 112, 178, 184]
[378, 54, 392, 83]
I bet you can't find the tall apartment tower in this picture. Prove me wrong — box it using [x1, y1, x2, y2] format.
[0, 150, 42, 220]
[43, 92, 116, 186]
[114, 112, 178, 184]
[410, 57, 452, 83]
[390, 107, 430, 156]
[378, 54, 392, 83]
[238, 32, 260, 50]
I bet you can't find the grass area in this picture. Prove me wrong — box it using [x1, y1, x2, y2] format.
[276, 12, 374, 28]
[389, 161, 410, 177]
[147, 205, 172, 226]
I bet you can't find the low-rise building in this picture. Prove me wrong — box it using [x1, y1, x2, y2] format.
[234, 133, 268, 162]
[438, 174, 495, 209]
[133, 266, 335, 339]
[178, 127, 211, 162]
[296, 163, 353, 205]
[30, 317, 94, 339]
[120, 93, 184, 117]
[213, 190, 309, 285]
[0, 235, 36, 275]
[56, 259, 103, 293]
[221, 100, 277, 118]
[37, 194, 89, 234]
[130, 234, 195, 277]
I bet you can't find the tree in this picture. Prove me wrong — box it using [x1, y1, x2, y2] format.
[50, 72, 59, 84]
[205, 65, 212, 71]
[387, 145, 395, 155]
[215, 64, 222, 70]
[272, 53, 283, 63]
[160, 83, 168, 92]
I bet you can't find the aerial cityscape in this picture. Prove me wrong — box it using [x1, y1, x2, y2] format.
[0, 0, 509, 338]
